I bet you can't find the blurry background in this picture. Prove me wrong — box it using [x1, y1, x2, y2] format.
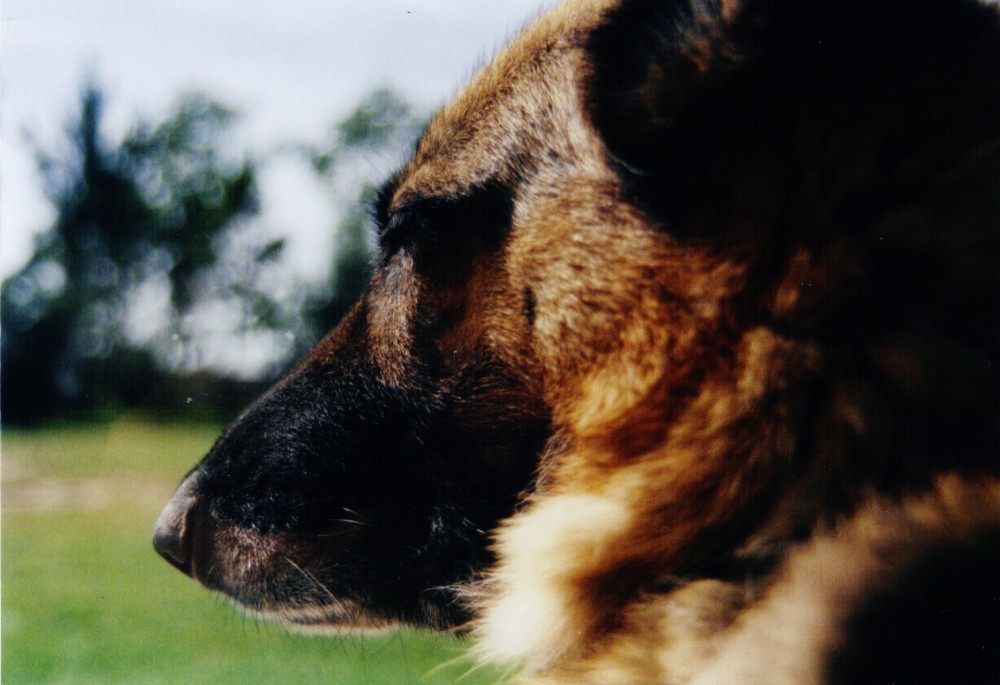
[2, 1, 556, 682]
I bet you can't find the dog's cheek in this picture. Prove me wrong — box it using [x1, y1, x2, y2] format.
[510, 185, 743, 432]
[509, 188, 648, 393]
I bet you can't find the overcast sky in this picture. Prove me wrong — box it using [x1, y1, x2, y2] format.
[1, 0, 559, 279]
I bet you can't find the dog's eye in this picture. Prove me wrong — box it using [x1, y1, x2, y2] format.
[375, 182, 514, 262]
[378, 205, 419, 254]
[377, 198, 446, 256]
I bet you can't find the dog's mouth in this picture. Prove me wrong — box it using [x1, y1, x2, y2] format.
[234, 598, 402, 635]
[153, 470, 475, 631]
[152, 472, 355, 614]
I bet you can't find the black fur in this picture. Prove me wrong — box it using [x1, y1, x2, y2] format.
[588, 0, 1000, 234]
[178, 295, 548, 625]
[829, 530, 1000, 684]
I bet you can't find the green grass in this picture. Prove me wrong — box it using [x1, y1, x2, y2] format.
[2, 420, 503, 684]
[2, 419, 223, 479]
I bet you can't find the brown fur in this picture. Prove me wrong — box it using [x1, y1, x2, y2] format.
[156, 0, 1000, 682]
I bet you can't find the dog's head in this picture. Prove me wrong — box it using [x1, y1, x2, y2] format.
[155, 0, 1000, 675]
[150, 2, 608, 630]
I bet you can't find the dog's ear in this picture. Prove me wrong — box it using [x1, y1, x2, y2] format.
[585, 0, 1000, 232]
[587, 0, 847, 230]
[585, 0, 754, 224]
[586, 0, 737, 178]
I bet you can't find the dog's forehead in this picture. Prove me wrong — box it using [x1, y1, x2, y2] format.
[389, 0, 614, 207]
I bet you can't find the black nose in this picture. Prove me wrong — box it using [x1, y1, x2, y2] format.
[153, 473, 199, 576]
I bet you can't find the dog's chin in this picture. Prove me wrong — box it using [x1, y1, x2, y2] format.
[223, 588, 473, 636]
[228, 597, 402, 635]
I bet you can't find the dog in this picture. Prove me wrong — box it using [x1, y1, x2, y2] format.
[154, 0, 1000, 682]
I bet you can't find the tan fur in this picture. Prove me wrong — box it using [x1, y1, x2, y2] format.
[513, 476, 1000, 685]
[384, 0, 796, 671]
[375, 0, 1000, 680]
[157, 0, 1000, 681]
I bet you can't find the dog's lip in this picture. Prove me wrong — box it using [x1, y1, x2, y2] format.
[230, 598, 400, 634]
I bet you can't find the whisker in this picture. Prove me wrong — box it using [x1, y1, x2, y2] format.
[283, 556, 342, 609]
[340, 506, 368, 522]
[329, 518, 368, 526]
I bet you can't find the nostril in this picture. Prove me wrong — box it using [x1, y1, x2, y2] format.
[153, 520, 191, 573]
[153, 473, 200, 576]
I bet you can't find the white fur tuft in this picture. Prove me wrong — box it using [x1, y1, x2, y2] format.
[474, 493, 633, 671]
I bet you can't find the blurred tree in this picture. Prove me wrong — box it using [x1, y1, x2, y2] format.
[1, 84, 425, 424]
[300, 87, 424, 337]
[121, 94, 260, 313]
[1, 84, 265, 423]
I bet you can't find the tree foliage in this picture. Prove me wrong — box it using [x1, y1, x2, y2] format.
[301, 87, 424, 337]
[2, 85, 263, 423]
[1, 84, 424, 424]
